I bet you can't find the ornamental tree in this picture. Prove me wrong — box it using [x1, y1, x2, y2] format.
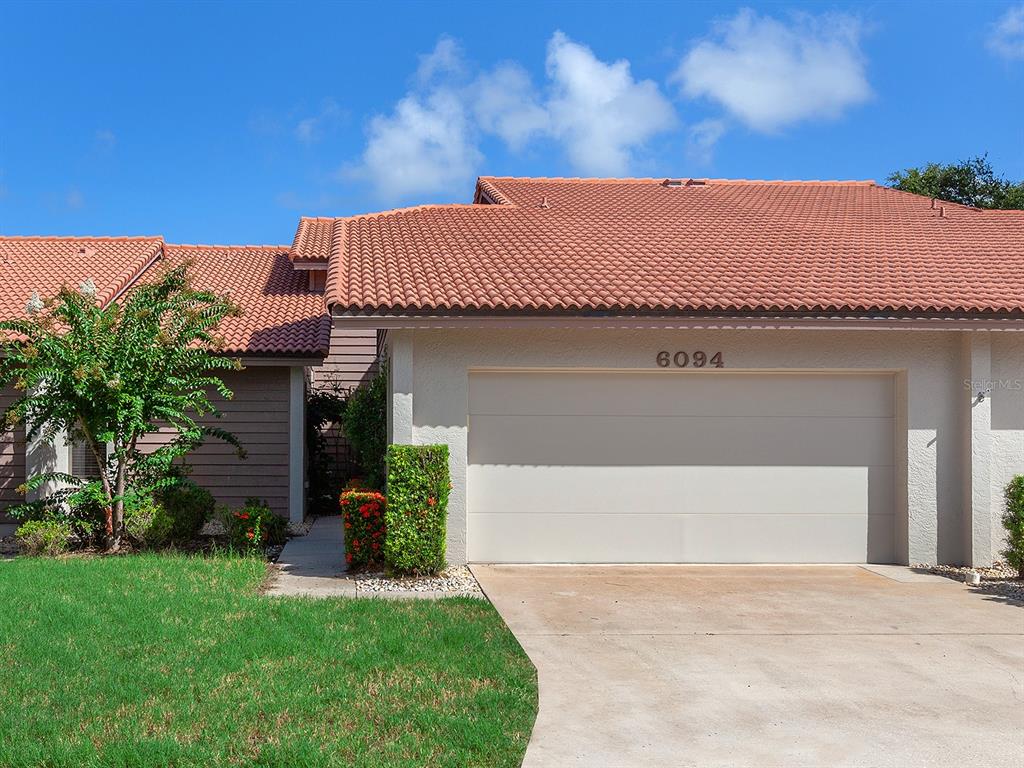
[888, 154, 1024, 210]
[0, 264, 244, 550]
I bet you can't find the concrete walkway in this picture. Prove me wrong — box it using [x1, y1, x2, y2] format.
[264, 516, 356, 597]
[474, 564, 1024, 768]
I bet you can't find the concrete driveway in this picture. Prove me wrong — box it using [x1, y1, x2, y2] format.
[472, 565, 1024, 768]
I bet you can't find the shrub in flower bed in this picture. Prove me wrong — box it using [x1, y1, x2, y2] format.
[157, 478, 216, 543]
[384, 444, 450, 575]
[1003, 475, 1024, 578]
[340, 489, 386, 569]
[15, 519, 74, 556]
[123, 496, 174, 549]
[222, 498, 288, 553]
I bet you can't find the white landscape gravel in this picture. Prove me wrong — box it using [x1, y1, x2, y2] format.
[351, 565, 484, 597]
[918, 561, 1024, 601]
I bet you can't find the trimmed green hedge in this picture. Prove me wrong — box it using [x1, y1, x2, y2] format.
[384, 445, 450, 575]
[1003, 476, 1024, 578]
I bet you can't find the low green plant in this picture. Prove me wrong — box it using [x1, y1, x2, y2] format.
[384, 444, 450, 575]
[15, 519, 73, 556]
[1002, 476, 1024, 578]
[341, 364, 387, 487]
[340, 489, 386, 569]
[123, 496, 174, 549]
[223, 498, 287, 553]
[157, 478, 215, 542]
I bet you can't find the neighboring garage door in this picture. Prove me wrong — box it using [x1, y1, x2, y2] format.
[467, 370, 895, 563]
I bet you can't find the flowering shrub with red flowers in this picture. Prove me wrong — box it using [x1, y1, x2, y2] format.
[340, 490, 386, 569]
[222, 497, 288, 554]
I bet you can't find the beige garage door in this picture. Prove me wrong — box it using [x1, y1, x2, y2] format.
[467, 370, 895, 563]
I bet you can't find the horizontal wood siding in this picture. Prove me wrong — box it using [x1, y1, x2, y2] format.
[136, 368, 291, 517]
[309, 326, 380, 477]
[310, 327, 378, 394]
[0, 386, 25, 521]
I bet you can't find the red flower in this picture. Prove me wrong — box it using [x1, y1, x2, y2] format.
[371, 542, 379, 551]
[345, 553, 353, 563]
[238, 512, 250, 520]
[246, 530, 255, 540]
[341, 499, 349, 506]
[427, 497, 436, 507]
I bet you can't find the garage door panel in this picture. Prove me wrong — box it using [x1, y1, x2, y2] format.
[467, 371, 896, 563]
[470, 371, 893, 419]
[469, 413, 894, 467]
[469, 512, 894, 563]
[469, 465, 894, 518]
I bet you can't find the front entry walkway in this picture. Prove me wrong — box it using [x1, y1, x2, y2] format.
[472, 565, 1024, 768]
[265, 516, 356, 597]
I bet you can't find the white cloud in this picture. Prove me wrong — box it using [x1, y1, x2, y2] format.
[94, 129, 116, 151]
[349, 32, 678, 199]
[66, 188, 84, 210]
[471, 63, 549, 150]
[544, 32, 677, 175]
[673, 9, 871, 133]
[987, 5, 1024, 60]
[295, 98, 343, 144]
[416, 36, 464, 84]
[349, 88, 481, 200]
[686, 119, 726, 166]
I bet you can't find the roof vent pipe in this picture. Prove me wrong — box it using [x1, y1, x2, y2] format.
[939, 205, 946, 218]
[539, 196, 550, 209]
[930, 198, 936, 209]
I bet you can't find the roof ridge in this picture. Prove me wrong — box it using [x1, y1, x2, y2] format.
[478, 175, 877, 186]
[0, 234, 164, 242]
[166, 243, 290, 250]
[875, 184, 1024, 214]
[343, 202, 516, 222]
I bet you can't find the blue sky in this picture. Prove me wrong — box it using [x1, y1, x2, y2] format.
[1, 1, 1022, 244]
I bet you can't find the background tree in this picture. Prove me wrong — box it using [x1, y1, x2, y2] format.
[0, 264, 244, 550]
[888, 154, 1024, 210]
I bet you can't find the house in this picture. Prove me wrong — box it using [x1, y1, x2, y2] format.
[0, 237, 335, 524]
[293, 176, 1024, 568]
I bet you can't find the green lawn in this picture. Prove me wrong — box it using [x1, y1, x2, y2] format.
[0, 554, 537, 768]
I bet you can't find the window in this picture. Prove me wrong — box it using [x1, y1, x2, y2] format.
[70, 438, 104, 480]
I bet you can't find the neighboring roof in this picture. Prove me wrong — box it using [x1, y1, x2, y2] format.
[0, 236, 329, 357]
[289, 217, 343, 264]
[0, 236, 163, 316]
[162, 245, 330, 356]
[311, 177, 1024, 317]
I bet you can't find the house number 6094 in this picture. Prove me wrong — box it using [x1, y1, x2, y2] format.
[656, 350, 724, 368]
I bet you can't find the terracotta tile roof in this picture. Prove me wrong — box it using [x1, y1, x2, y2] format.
[0, 236, 163, 317]
[163, 245, 330, 356]
[313, 177, 1024, 317]
[290, 217, 343, 263]
[0, 237, 329, 357]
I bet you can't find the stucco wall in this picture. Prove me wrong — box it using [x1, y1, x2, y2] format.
[386, 326, 1024, 566]
[137, 367, 292, 517]
[990, 333, 1024, 557]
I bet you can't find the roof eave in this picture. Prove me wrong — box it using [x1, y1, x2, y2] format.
[327, 308, 1024, 332]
